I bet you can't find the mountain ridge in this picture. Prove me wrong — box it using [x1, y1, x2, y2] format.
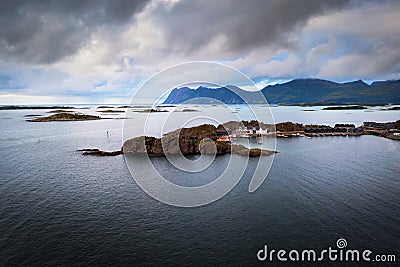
[163, 78, 400, 105]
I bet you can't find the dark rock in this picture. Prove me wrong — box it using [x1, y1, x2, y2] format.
[78, 148, 122, 156]
[122, 124, 275, 157]
[29, 113, 101, 122]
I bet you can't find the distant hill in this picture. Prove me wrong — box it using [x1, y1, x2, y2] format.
[163, 85, 264, 104]
[163, 78, 400, 105]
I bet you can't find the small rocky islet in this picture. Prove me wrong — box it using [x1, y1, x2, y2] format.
[80, 124, 277, 157]
[28, 112, 101, 122]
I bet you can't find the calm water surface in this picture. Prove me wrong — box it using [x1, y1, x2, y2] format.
[0, 106, 399, 265]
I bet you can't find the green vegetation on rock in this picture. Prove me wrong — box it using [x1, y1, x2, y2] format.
[28, 113, 101, 122]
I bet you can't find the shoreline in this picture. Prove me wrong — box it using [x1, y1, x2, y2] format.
[78, 119, 399, 157]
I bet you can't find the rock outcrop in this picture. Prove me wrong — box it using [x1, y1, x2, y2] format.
[29, 113, 101, 122]
[122, 124, 275, 157]
[122, 124, 217, 156]
[78, 149, 122, 156]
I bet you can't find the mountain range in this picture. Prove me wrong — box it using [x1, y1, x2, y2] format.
[163, 78, 400, 105]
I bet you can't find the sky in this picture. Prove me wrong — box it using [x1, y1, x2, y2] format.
[0, 0, 399, 104]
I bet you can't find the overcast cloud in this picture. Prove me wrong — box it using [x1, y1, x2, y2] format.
[0, 0, 399, 104]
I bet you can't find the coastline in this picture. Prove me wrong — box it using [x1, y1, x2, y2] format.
[78, 119, 400, 157]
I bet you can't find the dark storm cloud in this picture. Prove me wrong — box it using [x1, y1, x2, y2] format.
[151, 0, 351, 54]
[0, 0, 149, 63]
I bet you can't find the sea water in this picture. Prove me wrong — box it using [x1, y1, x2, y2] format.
[0, 105, 399, 265]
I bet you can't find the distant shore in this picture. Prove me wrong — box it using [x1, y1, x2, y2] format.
[2, 103, 400, 110]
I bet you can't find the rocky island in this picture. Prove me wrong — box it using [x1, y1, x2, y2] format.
[78, 119, 400, 157]
[322, 105, 367, 110]
[80, 124, 276, 157]
[28, 112, 101, 122]
[98, 109, 125, 113]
